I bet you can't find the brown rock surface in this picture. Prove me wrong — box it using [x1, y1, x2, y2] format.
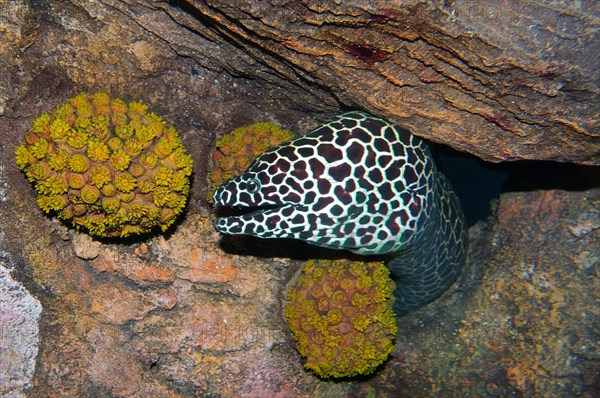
[116, 0, 599, 164]
[0, 1, 598, 397]
[3, 182, 598, 397]
[8, 211, 309, 397]
[1, 1, 598, 166]
[385, 189, 599, 397]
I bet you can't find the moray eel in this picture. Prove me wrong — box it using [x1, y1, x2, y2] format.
[213, 111, 468, 315]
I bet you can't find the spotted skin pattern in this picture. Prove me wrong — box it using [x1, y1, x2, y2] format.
[213, 111, 468, 314]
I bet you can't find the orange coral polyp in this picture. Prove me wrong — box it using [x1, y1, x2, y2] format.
[128, 101, 148, 118]
[89, 165, 111, 188]
[67, 174, 86, 190]
[154, 138, 173, 158]
[87, 141, 110, 162]
[115, 173, 137, 193]
[32, 113, 52, 134]
[66, 131, 88, 149]
[15, 146, 35, 169]
[109, 150, 131, 171]
[68, 154, 90, 173]
[124, 139, 143, 157]
[110, 99, 128, 114]
[50, 119, 70, 141]
[80, 185, 100, 204]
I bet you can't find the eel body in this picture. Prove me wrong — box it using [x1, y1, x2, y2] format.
[213, 111, 468, 314]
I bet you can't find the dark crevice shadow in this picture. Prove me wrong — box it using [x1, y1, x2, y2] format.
[499, 161, 599, 192]
[433, 143, 599, 226]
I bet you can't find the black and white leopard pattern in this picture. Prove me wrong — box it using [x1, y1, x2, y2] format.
[213, 111, 467, 314]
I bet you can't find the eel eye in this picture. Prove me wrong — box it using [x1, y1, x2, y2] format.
[246, 179, 260, 193]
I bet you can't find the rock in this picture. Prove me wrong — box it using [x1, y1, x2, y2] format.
[1, 1, 597, 167]
[132, 0, 599, 164]
[70, 231, 102, 260]
[381, 189, 599, 397]
[3, 185, 598, 397]
[0, 257, 43, 398]
[0, 1, 597, 397]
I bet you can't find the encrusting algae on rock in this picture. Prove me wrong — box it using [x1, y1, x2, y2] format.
[285, 259, 397, 379]
[15, 92, 193, 238]
[207, 122, 294, 202]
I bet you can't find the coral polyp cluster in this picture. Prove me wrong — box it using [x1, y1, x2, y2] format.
[207, 122, 294, 202]
[15, 92, 193, 237]
[285, 259, 397, 378]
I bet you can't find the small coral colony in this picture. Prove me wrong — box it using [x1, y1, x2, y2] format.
[16, 92, 396, 378]
[15, 92, 192, 237]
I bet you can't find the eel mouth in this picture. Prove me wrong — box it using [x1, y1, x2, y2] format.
[214, 204, 282, 219]
[214, 203, 301, 235]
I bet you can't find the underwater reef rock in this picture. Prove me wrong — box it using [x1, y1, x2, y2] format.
[138, 0, 598, 165]
[0, 258, 43, 398]
[4, 0, 593, 165]
[2, 184, 598, 397]
[382, 189, 600, 397]
[0, 1, 598, 397]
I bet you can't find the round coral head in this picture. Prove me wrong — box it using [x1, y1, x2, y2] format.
[285, 259, 397, 378]
[207, 121, 294, 203]
[15, 92, 193, 238]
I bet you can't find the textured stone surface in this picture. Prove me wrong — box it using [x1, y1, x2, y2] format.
[0, 258, 43, 398]
[0, 1, 598, 397]
[381, 189, 599, 397]
[126, 0, 599, 164]
[2, 183, 598, 397]
[2, 1, 597, 166]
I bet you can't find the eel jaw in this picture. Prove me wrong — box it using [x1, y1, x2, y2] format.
[214, 203, 297, 235]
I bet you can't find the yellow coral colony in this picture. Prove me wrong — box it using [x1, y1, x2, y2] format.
[207, 122, 294, 202]
[15, 92, 193, 237]
[285, 259, 397, 378]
